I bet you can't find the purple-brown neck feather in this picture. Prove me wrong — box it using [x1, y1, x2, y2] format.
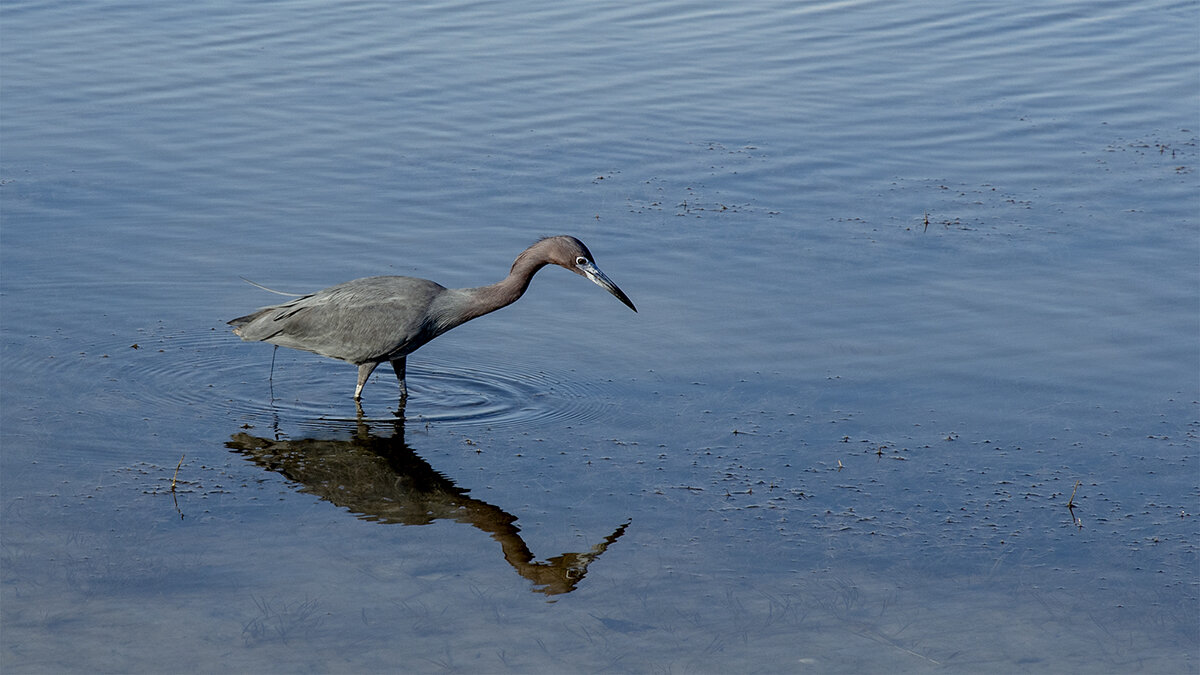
[449, 236, 589, 326]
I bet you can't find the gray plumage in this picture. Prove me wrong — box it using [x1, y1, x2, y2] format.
[229, 235, 636, 401]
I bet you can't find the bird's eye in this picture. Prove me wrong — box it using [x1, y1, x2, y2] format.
[575, 256, 589, 266]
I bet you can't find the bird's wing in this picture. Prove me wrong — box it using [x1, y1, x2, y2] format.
[248, 276, 447, 364]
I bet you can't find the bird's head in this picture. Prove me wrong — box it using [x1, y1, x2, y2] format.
[538, 236, 637, 313]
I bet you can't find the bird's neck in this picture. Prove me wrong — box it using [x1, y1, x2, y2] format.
[454, 256, 547, 325]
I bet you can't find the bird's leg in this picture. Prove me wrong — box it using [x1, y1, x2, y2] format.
[268, 346, 278, 402]
[354, 362, 379, 401]
[390, 356, 408, 401]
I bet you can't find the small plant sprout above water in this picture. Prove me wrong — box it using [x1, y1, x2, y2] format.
[1066, 480, 1083, 529]
[170, 454, 184, 493]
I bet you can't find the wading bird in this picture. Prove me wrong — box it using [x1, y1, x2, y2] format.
[229, 235, 636, 402]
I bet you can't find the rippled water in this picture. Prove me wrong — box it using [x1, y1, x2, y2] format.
[3, 0, 1197, 672]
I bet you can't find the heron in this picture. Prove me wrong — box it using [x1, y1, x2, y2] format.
[229, 235, 636, 402]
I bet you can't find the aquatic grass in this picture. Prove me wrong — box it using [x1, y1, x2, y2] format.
[240, 596, 323, 646]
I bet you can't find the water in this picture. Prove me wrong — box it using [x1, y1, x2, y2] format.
[3, 0, 1197, 671]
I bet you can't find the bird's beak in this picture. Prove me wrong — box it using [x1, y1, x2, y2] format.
[578, 261, 637, 312]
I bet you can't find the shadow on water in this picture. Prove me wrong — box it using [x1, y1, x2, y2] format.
[225, 414, 629, 597]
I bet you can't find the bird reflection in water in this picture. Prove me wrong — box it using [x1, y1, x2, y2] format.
[226, 418, 629, 596]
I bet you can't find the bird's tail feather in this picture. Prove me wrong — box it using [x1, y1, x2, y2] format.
[239, 277, 304, 297]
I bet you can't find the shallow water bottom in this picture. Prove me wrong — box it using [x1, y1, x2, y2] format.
[3, 483, 1192, 673]
[2, 341, 1195, 673]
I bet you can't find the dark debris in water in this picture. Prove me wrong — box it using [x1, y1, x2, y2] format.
[631, 408, 1198, 577]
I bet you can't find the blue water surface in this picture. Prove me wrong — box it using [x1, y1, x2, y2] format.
[2, 0, 1197, 671]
